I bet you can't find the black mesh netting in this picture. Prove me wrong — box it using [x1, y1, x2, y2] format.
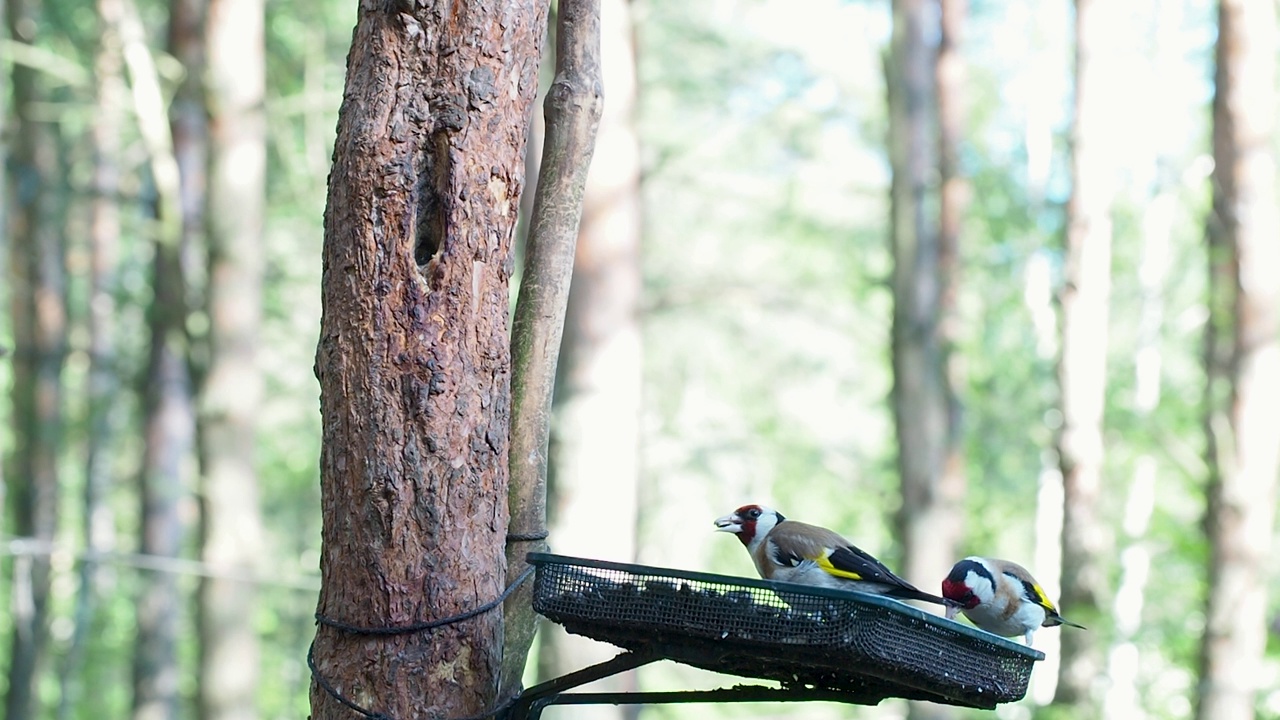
[529, 553, 1041, 709]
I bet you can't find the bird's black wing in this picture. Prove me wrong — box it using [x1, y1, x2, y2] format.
[824, 544, 911, 586]
[825, 544, 950, 606]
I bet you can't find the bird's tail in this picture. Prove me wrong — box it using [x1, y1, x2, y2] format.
[1048, 612, 1087, 630]
[890, 587, 956, 608]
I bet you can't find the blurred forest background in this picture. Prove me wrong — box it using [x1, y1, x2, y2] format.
[2, 0, 1279, 717]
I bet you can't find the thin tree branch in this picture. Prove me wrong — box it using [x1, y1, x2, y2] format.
[118, 0, 181, 247]
[501, 0, 603, 696]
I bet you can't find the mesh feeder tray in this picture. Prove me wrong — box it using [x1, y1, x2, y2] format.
[528, 552, 1043, 710]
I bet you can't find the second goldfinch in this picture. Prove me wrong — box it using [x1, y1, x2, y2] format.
[714, 504, 949, 607]
[941, 556, 1086, 645]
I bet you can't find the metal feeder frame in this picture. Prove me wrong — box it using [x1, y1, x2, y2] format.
[504, 553, 1044, 718]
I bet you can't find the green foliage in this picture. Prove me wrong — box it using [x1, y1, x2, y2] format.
[1, 0, 350, 711]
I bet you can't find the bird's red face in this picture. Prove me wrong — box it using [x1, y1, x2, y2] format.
[714, 504, 767, 547]
[942, 559, 988, 610]
[941, 578, 979, 610]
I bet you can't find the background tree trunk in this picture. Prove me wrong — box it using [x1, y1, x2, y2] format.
[5, 0, 67, 713]
[309, 0, 549, 715]
[129, 0, 200, 713]
[936, 0, 966, 358]
[934, 0, 966, 582]
[1196, 1, 1280, 718]
[134, 223, 193, 720]
[198, 0, 266, 713]
[888, 3, 964, 718]
[58, 0, 125, 713]
[887, 0, 935, 591]
[887, 0, 963, 636]
[1054, 0, 1113, 709]
[535, 0, 640, 711]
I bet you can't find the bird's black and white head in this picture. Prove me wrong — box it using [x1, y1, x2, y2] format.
[714, 504, 784, 552]
[942, 556, 998, 614]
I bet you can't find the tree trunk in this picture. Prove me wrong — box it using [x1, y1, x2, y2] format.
[887, 0, 935, 591]
[168, 0, 208, 318]
[933, 0, 966, 576]
[888, 4, 964, 719]
[58, 0, 126, 713]
[887, 0, 962, 600]
[1054, 0, 1113, 709]
[128, 0, 199, 713]
[309, 0, 549, 716]
[134, 251, 194, 720]
[198, 0, 265, 714]
[534, 0, 639, 711]
[1196, 1, 1280, 719]
[5, 0, 67, 714]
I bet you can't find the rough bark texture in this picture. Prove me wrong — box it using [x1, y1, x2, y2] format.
[5, 0, 66, 713]
[131, 0, 200, 713]
[1196, 1, 1280, 719]
[59, 0, 125, 713]
[502, 0, 603, 697]
[534, 0, 638, 714]
[199, 0, 266, 714]
[887, 0, 962, 646]
[1054, 0, 1112, 709]
[309, 0, 549, 716]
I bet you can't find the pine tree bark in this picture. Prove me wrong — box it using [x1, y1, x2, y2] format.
[5, 0, 67, 714]
[1054, 0, 1112, 709]
[309, 0, 550, 716]
[1196, 1, 1280, 719]
[533, 0, 637, 713]
[198, 0, 266, 714]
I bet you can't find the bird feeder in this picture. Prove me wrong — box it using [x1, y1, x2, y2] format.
[504, 553, 1043, 718]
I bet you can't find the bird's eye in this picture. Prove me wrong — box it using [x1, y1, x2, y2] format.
[747, 509, 761, 519]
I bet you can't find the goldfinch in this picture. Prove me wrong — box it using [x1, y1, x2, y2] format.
[713, 504, 949, 606]
[941, 556, 1086, 645]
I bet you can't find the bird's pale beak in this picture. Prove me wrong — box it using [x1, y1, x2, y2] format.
[945, 605, 959, 621]
[713, 515, 742, 533]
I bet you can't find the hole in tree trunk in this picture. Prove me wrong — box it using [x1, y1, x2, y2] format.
[415, 132, 452, 271]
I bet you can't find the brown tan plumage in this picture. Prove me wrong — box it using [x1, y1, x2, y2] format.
[942, 556, 1086, 645]
[714, 504, 948, 606]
